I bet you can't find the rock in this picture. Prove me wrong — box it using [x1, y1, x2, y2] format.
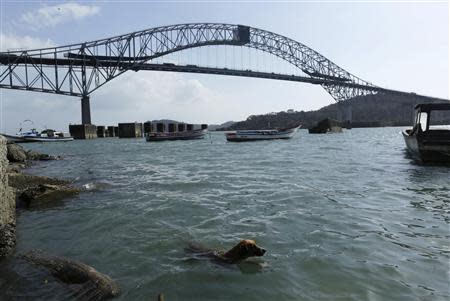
[18, 184, 80, 208]
[6, 142, 59, 164]
[38, 153, 60, 161]
[6, 162, 26, 173]
[8, 173, 79, 209]
[24, 150, 41, 160]
[308, 118, 343, 134]
[8, 173, 68, 191]
[1, 135, 16, 259]
[26, 150, 60, 161]
[23, 250, 121, 300]
[0, 222, 16, 258]
[6, 143, 27, 162]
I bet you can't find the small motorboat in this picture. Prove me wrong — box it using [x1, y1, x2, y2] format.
[145, 128, 207, 142]
[2, 128, 73, 143]
[2, 133, 27, 143]
[402, 103, 450, 164]
[225, 125, 301, 142]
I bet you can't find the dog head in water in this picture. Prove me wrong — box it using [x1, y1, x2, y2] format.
[223, 239, 266, 262]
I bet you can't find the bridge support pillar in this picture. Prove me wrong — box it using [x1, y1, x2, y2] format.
[345, 104, 352, 129]
[337, 102, 352, 129]
[81, 95, 91, 125]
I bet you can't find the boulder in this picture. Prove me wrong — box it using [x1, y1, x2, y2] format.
[0, 223, 15, 258]
[8, 173, 79, 209]
[6, 162, 26, 173]
[23, 250, 121, 300]
[1, 136, 16, 258]
[8, 173, 68, 191]
[6, 143, 27, 162]
[38, 153, 60, 161]
[26, 150, 60, 161]
[18, 184, 80, 208]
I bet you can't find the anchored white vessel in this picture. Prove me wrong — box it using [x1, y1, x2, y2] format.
[3, 128, 73, 143]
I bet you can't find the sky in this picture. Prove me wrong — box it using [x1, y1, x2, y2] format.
[0, 0, 448, 133]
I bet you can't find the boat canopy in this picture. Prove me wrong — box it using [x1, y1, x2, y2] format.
[414, 103, 450, 112]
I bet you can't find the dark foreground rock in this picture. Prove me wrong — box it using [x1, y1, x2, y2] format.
[308, 118, 343, 134]
[23, 250, 121, 300]
[8, 173, 68, 191]
[5, 143, 78, 209]
[25, 149, 60, 161]
[18, 184, 80, 208]
[6, 142, 60, 163]
[0, 223, 15, 258]
[8, 173, 80, 208]
[6, 143, 27, 163]
[1, 136, 16, 259]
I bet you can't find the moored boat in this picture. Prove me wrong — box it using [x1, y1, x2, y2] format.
[402, 103, 450, 164]
[145, 128, 207, 142]
[2, 134, 27, 143]
[2, 128, 74, 143]
[225, 125, 300, 142]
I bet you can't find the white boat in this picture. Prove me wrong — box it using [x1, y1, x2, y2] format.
[225, 125, 301, 142]
[2, 128, 73, 143]
[2, 133, 27, 143]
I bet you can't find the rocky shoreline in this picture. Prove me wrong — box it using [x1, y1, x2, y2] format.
[6, 142, 81, 209]
[0, 138, 120, 300]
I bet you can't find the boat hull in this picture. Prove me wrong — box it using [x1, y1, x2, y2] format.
[146, 129, 207, 142]
[1, 134, 29, 143]
[226, 126, 300, 142]
[402, 130, 450, 163]
[22, 136, 74, 142]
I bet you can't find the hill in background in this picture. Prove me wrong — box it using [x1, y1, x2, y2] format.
[217, 93, 449, 130]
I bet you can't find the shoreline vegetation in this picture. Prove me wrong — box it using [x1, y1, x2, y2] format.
[0, 138, 121, 300]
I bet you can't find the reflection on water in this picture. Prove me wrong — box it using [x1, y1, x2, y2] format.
[1, 128, 449, 301]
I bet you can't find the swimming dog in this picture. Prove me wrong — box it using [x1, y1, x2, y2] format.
[186, 239, 266, 264]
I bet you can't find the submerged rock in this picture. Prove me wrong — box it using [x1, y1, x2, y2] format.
[22, 250, 121, 300]
[8, 173, 68, 191]
[8, 173, 79, 209]
[25, 150, 60, 161]
[18, 184, 80, 208]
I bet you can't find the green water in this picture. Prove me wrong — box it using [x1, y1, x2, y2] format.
[1, 128, 449, 300]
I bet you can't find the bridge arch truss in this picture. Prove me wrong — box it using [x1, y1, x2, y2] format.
[0, 23, 381, 101]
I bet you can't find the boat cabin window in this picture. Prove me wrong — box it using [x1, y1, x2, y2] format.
[429, 110, 450, 130]
[416, 112, 428, 131]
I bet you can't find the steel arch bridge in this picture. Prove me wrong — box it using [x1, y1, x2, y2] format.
[0, 23, 413, 124]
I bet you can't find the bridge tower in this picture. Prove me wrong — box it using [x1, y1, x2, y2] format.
[81, 95, 91, 125]
[337, 102, 352, 129]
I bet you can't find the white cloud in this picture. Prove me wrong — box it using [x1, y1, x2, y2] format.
[0, 33, 56, 52]
[20, 2, 100, 29]
[94, 72, 219, 123]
